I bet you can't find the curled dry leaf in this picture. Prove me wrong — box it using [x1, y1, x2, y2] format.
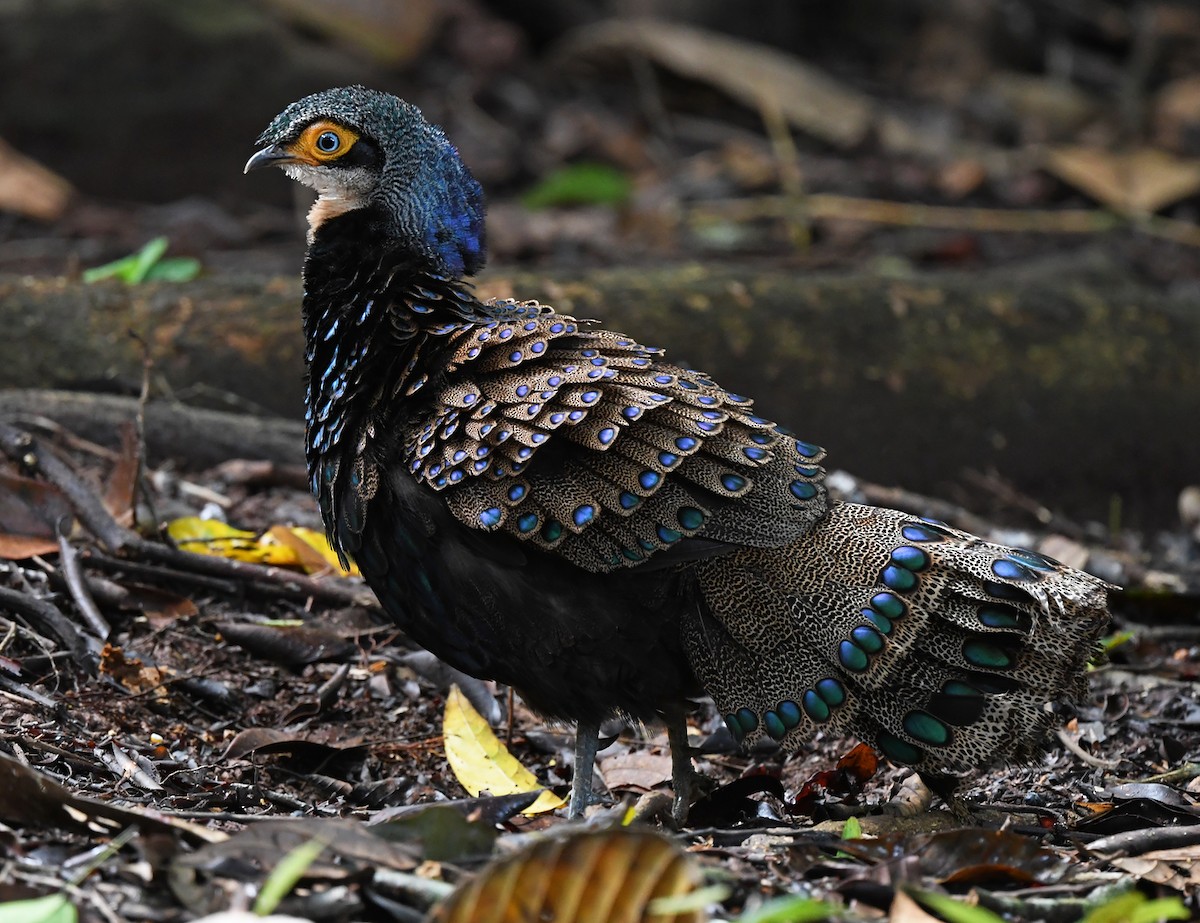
[556, 19, 873, 148]
[0, 136, 72, 221]
[259, 0, 443, 67]
[599, 749, 673, 797]
[1044, 146, 1200, 214]
[215, 620, 358, 667]
[428, 827, 707, 923]
[0, 470, 73, 559]
[99, 644, 172, 699]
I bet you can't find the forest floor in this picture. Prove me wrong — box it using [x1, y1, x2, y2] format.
[2, 1, 1200, 919]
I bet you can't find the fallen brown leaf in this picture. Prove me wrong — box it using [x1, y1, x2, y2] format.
[1044, 146, 1200, 214]
[0, 136, 72, 221]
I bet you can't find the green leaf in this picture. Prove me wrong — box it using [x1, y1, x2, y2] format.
[1101, 629, 1134, 653]
[1081, 892, 1190, 923]
[647, 884, 730, 915]
[831, 814, 862, 859]
[126, 236, 169, 283]
[144, 256, 202, 282]
[83, 237, 199, 285]
[373, 802, 498, 863]
[0, 894, 76, 923]
[521, 163, 632, 209]
[910, 889, 1007, 923]
[736, 895, 840, 923]
[253, 834, 328, 916]
[82, 257, 135, 284]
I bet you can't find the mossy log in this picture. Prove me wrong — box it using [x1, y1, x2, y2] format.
[1, 256, 1194, 529]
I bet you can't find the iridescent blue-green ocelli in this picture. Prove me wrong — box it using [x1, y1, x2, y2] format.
[687, 506, 1110, 780]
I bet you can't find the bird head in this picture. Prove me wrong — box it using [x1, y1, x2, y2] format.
[246, 86, 486, 278]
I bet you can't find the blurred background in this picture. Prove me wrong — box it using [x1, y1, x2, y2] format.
[1, 0, 1198, 542]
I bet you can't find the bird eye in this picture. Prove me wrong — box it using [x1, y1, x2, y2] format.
[316, 131, 341, 154]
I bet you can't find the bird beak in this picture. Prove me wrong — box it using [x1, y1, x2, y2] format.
[244, 144, 296, 174]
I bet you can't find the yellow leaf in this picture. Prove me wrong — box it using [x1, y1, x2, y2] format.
[167, 516, 271, 562]
[442, 684, 566, 814]
[266, 525, 360, 576]
[167, 517, 363, 573]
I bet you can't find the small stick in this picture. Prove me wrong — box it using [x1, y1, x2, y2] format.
[0, 421, 376, 609]
[961, 468, 1090, 540]
[57, 522, 110, 639]
[0, 422, 132, 552]
[844, 475, 998, 537]
[130, 330, 153, 530]
[506, 686, 515, 747]
[0, 585, 93, 663]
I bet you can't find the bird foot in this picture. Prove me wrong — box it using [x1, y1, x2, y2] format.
[568, 719, 605, 820]
[874, 772, 975, 821]
[666, 707, 696, 828]
[917, 771, 974, 821]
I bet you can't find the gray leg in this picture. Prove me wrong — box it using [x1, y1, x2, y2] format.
[666, 707, 693, 827]
[569, 720, 601, 819]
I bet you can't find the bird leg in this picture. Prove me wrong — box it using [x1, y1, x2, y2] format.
[568, 719, 602, 819]
[666, 706, 694, 827]
[918, 770, 972, 821]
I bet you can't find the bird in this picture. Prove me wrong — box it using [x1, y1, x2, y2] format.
[246, 86, 1112, 823]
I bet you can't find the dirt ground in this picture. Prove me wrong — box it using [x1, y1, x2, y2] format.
[2, 1, 1199, 919]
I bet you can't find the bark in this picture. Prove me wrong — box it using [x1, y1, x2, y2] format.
[2, 253, 1194, 529]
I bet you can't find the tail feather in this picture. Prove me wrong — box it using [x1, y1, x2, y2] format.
[685, 502, 1110, 776]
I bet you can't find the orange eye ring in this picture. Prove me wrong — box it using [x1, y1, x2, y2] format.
[289, 120, 360, 164]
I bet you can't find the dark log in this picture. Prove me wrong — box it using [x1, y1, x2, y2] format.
[1, 253, 1194, 529]
[0, 389, 304, 469]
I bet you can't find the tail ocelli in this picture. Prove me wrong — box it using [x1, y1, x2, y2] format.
[684, 501, 1111, 779]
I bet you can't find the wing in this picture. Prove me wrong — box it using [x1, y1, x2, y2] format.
[400, 299, 829, 573]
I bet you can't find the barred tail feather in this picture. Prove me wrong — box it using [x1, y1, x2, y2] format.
[685, 502, 1110, 776]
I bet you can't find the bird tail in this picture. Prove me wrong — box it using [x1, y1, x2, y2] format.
[684, 502, 1111, 775]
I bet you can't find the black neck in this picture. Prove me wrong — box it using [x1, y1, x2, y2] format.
[300, 208, 484, 484]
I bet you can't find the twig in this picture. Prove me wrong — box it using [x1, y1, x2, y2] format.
[758, 92, 810, 250]
[960, 468, 1090, 540]
[0, 585, 94, 663]
[42, 567, 140, 613]
[5, 413, 118, 462]
[0, 675, 60, 710]
[693, 192, 1200, 247]
[1135, 762, 1200, 786]
[1117, 5, 1158, 144]
[80, 549, 240, 598]
[1136, 212, 1200, 248]
[131, 331, 153, 529]
[0, 421, 376, 609]
[0, 610, 59, 660]
[1086, 824, 1200, 857]
[209, 458, 309, 491]
[1056, 728, 1121, 769]
[129, 541, 376, 608]
[840, 474, 998, 536]
[506, 686, 515, 748]
[82, 544, 374, 608]
[0, 389, 305, 469]
[694, 193, 1122, 234]
[0, 421, 131, 552]
[57, 523, 110, 639]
